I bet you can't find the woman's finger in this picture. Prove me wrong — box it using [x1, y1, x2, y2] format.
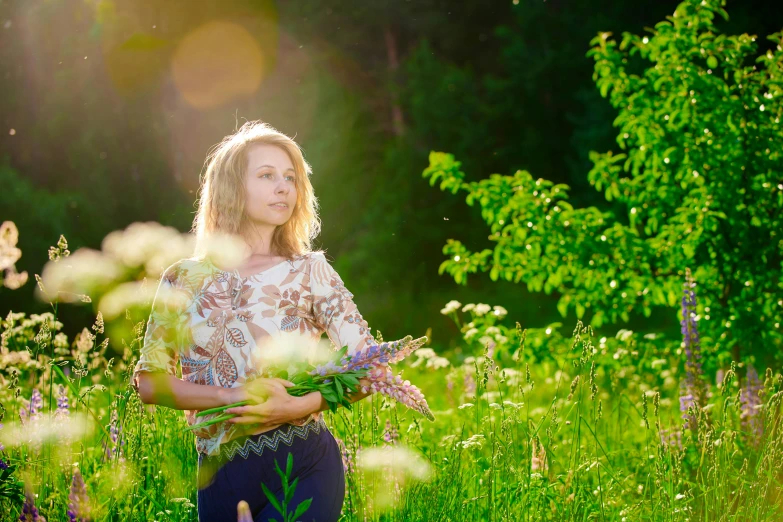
[273, 377, 295, 388]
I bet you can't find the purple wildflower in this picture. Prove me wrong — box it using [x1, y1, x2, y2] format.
[679, 268, 705, 429]
[334, 436, 355, 474]
[382, 419, 399, 445]
[66, 470, 89, 522]
[0, 460, 7, 470]
[463, 373, 476, 396]
[55, 385, 70, 420]
[322, 336, 428, 374]
[103, 410, 124, 461]
[237, 500, 253, 522]
[364, 367, 434, 421]
[307, 335, 434, 420]
[659, 425, 683, 450]
[740, 364, 764, 443]
[715, 369, 725, 388]
[19, 489, 46, 522]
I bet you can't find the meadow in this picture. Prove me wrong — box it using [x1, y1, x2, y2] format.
[1, 227, 781, 522]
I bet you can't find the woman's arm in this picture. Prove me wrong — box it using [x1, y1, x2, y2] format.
[135, 371, 239, 410]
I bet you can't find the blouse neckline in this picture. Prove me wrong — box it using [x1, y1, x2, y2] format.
[205, 255, 301, 281]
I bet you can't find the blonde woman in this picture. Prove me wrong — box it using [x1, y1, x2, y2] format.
[131, 121, 425, 521]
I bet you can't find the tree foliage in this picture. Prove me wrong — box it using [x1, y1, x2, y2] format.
[424, 0, 783, 363]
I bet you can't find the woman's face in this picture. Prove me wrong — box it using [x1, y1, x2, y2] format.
[243, 143, 297, 228]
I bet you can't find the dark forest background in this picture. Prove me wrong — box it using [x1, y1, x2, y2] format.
[1, 0, 780, 353]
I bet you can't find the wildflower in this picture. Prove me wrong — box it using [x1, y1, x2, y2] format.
[237, 500, 253, 522]
[19, 489, 46, 522]
[363, 367, 434, 421]
[103, 409, 124, 461]
[20, 389, 44, 426]
[739, 364, 763, 442]
[463, 328, 479, 341]
[55, 385, 70, 419]
[679, 268, 705, 429]
[492, 305, 508, 317]
[530, 438, 547, 472]
[659, 425, 683, 450]
[459, 434, 485, 449]
[334, 436, 355, 473]
[474, 303, 491, 316]
[461, 303, 475, 313]
[426, 356, 451, 370]
[383, 419, 399, 445]
[67, 470, 89, 522]
[463, 373, 476, 396]
[440, 300, 461, 315]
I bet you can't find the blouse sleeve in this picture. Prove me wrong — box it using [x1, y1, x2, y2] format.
[310, 252, 378, 356]
[130, 263, 189, 393]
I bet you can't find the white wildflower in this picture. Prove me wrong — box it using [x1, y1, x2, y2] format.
[474, 303, 491, 316]
[440, 300, 462, 315]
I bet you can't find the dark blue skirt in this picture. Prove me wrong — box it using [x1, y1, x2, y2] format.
[197, 417, 345, 522]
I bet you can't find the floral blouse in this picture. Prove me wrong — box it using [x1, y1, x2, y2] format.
[131, 251, 384, 457]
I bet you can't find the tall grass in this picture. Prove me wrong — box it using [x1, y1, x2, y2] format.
[1, 231, 782, 521]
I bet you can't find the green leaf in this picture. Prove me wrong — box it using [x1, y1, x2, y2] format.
[261, 482, 284, 516]
[292, 498, 313, 521]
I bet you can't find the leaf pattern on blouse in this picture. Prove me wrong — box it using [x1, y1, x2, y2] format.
[131, 252, 388, 456]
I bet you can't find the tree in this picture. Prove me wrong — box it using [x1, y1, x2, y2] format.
[423, 0, 783, 364]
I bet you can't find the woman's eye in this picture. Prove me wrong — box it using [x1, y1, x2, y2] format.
[286, 176, 296, 182]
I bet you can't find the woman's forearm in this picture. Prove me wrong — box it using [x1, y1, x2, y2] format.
[136, 372, 236, 411]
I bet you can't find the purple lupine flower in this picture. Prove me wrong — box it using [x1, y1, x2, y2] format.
[103, 410, 124, 461]
[363, 367, 434, 421]
[0, 421, 6, 469]
[19, 489, 46, 522]
[659, 425, 683, 450]
[306, 335, 434, 420]
[320, 336, 428, 375]
[66, 469, 89, 522]
[463, 373, 476, 396]
[237, 500, 253, 522]
[715, 369, 725, 388]
[334, 436, 355, 474]
[382, 419, 399, 445]
[30, 389, 43, 420]
[55, 385, 70, 420]
[679, 268, 705, 429]
[740, 364, 764, 443]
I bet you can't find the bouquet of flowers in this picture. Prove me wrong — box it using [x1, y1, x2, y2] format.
[185, 335, 433, 432]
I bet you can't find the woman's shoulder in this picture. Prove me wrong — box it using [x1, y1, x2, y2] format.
[159, 256, 215, 284]
[297, 250, 334, 272]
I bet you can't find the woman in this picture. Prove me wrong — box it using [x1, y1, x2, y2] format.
[131, 120, 426, 521]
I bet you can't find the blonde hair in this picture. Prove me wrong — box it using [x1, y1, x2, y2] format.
[192, 120, 321, 260]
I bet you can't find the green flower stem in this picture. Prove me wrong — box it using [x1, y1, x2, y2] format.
[183, 413, 236, 432]
[196, 400, 250, 418]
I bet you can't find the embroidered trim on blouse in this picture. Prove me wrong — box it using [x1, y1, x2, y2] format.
[218, 417, 329, 462]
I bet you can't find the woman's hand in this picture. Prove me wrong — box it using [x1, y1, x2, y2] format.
[224, 377, 314, 428]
